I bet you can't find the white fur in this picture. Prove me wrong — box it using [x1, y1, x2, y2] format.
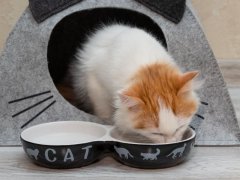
[74, 25, 173, 107]
[72, 24, 189, 143]
[157, 105, 192, 143]
[138, 100, 192, 143]
[73, 24, 174, 116]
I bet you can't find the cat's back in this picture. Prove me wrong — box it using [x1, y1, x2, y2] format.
[75, 24, 173, 92]
[79, 24, 171, 69]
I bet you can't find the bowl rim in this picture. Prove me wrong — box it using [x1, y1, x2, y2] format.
[109, 127, 196, 146]
[21, 121, 196, 146]
[20, 121, 108, 146]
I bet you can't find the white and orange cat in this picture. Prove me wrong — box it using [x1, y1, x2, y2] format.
[72, 24, 200, 143]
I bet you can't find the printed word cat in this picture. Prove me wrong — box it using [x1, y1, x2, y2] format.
[72, 24, 200, 143]
[26, 145, 92, 163]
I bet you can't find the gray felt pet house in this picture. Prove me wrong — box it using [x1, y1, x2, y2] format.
[0, 0, 239, 146]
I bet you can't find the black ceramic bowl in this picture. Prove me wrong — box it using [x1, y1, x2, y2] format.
[21, 121, 195, 169]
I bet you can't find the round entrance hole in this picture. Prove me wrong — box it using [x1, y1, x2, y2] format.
[47, 7, 167, 114]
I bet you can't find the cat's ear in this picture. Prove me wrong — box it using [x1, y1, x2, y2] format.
[178, 71, 199, 95]
[118, 91, 144, 112]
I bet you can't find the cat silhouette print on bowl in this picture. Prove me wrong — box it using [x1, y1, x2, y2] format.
[21, 121, 196, 169]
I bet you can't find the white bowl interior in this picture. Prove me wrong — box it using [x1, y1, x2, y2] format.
[21, 121, 107, 145]
[110, 128, 195, 145]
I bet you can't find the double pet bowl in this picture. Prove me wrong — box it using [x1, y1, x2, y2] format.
[21, 121, 195, 169]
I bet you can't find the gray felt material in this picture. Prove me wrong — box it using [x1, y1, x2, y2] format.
[29, 0, 186, 23]
[0, 0, 239, 145]
[29, 0, 84, 23]
[135, 0, 186, 23]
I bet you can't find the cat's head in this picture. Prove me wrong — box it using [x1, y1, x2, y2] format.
[114, 63, 201, 143]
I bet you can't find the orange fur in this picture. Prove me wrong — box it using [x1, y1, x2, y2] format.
[122, 62, 199, 129]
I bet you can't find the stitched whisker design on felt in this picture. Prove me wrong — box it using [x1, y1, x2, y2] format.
[194, 101, 208, 119]
[8, 90, 51, 104]
[195, 114, 204, 120]
[20, 100, 56, 129]
[12, 95, 53, 117]
[200, 101, 208, 106]
[8, 90, 56, 129]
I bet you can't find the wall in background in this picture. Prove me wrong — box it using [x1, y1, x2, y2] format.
[191, 0, 240, 60]
[0, 0, 28, 52]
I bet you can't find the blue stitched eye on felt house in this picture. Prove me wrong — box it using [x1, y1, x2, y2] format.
[0, 0, 239, 148]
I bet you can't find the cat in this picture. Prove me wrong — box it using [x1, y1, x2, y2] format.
[140, 148, 160, 160]
[114, 146, 133, 159]
[167, 143, 186, 159]
[72, 24, 201, 143]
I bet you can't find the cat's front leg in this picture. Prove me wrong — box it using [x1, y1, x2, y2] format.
[86, 73, 112, 120]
